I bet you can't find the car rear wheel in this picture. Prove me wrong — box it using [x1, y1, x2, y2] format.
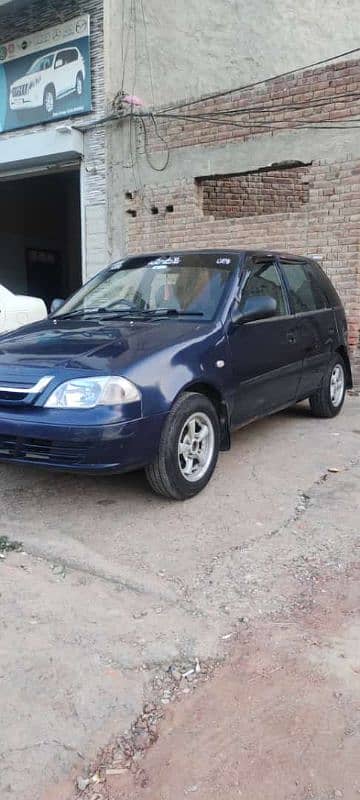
[309, 355, 346, 418]
[43, 86, 55, 116]
[146, 392, 220, 500]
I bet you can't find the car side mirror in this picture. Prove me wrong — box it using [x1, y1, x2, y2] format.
[50, 298, 64, 314]
[232, 295, 278, 325]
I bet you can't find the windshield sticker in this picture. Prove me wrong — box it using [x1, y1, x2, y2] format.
[149, 256, 181, 269]
[216, 257, 231, 265]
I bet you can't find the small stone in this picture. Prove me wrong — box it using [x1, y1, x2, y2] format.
[76, 776, 90, 791]
[133, 610, 148, 619]
[106, 768, 128, 775]
[334, 791, 343, 798]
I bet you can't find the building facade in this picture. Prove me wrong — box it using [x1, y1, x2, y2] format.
[0, 0, 107, 305]
[1, 0, 360, 380]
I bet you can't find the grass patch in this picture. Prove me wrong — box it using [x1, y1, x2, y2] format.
[0, 535, 22, 553]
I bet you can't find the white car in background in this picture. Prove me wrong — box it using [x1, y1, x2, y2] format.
[0, 284, 47, 334]
[9, 47, 86, 116]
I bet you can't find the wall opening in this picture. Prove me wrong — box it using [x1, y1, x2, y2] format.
[197, 163, 311, 219]
[0, 168, 82, 310]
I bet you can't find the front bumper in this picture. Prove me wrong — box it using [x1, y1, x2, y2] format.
[10, 92, 40, 111]
[0, 411, 167, 473]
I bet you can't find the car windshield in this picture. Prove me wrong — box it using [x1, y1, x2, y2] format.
[26, 54, 55, 74]
[54, 254, 236, 321]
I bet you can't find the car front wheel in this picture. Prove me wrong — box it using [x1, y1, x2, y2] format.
[309, 355, 346, 418]
[146, 392, 220, 500]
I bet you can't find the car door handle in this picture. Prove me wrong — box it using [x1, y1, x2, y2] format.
[287, 331, 297, 344]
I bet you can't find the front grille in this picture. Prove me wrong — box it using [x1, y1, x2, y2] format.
[0, 391, 29, 403]
[12, 84, 29, 97]
[0, 435, 88, 466]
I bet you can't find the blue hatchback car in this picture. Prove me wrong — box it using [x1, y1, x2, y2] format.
[0, 250, 352, 499]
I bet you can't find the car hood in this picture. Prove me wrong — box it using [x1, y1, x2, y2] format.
[11, 72, 42, 88]
[0, 316, 214, 374]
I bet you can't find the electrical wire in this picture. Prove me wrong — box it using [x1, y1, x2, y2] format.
[139, 0, 156, 108]
[162, 45, 360, 112]
[150, 110, 360, 132]
[140, 116, 170, 171]
[183, 90, 360, 118]
[121, 0, 134, 94]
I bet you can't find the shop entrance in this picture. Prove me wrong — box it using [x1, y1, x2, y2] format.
[0, 168, 82, 310]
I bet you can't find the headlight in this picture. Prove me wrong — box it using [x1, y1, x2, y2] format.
[45, 376, 141, 409]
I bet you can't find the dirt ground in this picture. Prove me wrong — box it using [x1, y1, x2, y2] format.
[0, 397, 359, 800]
[106, 567, 360, 800]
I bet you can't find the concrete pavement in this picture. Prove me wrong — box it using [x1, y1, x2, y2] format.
[0, 396, 359, 799]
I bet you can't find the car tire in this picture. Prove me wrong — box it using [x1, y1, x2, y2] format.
[76, 72, 84, 96]
[146, 392, 220, 500]
[43, 85, 55, 116]
[309, 354, 346, 418]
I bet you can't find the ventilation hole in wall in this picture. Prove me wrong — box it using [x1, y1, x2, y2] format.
[126, 209, 137, 218]
[151, 206, 159, 215]
[166, 204, 174, 213]
[125, 191, 134, 200]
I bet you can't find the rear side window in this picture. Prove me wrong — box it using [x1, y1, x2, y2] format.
[280, 260, 329, 313]
[242, 261, 287, 316]
[68, 49, 79, 63]
[307, 261, 342, 307]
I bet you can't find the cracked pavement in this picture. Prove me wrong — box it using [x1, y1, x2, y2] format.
[0, 397, 359, 800]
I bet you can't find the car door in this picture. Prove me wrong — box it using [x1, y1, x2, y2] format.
[278, 258, 338, 398]
[227, 255, 302, 427]
[67, 49, 79, 91]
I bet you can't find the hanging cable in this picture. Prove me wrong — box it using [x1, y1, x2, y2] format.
[139, 0, 156, 108]
[140, 116, 170, 171]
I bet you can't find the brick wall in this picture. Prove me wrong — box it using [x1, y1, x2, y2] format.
[143, 58, 360, 152]
[126, 157, 360, 383]
[126, 57, 360, 384]
[199, 165, 311, 219]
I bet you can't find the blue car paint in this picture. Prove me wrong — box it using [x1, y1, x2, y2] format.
[0, 256, 241, 473]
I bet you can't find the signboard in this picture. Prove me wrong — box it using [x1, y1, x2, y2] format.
[0, 15, 92, 133]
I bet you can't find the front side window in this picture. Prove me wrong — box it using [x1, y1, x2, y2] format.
[26, 54, 55, 74]
[281, 261, 329, 313]
[241, 261, 286, 317]
[54, 254, 235, 321]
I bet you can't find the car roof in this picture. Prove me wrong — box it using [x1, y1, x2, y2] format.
[124, 249, 313, 262]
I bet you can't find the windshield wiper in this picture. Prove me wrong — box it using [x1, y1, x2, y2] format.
[55, 306, 140, 320]
[56, 307, 204, 321]
[141, 308, 204, 317]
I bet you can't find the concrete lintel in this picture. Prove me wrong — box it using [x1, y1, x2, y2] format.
[134, 128, 360, 188]
[0, 127, 84, 174]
